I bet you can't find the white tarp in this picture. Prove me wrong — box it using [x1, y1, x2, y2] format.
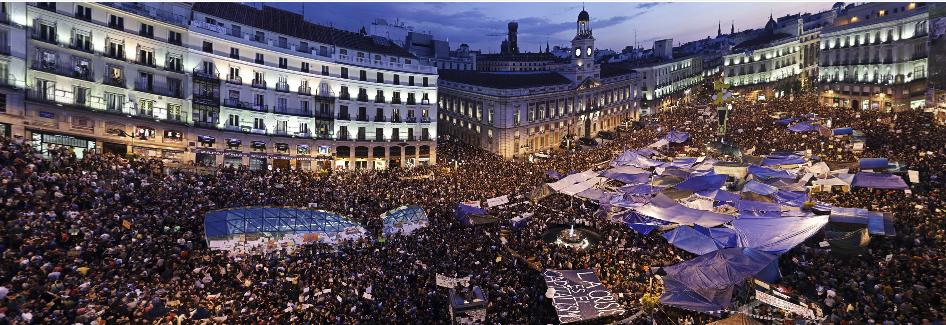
[548, 170, 599, 192]
[436, 274, 471, 288]
[648, 138, 670, 148]
[806, 162, 831, 177]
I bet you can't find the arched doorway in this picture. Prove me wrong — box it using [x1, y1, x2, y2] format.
[851, 99, 859, 110]
[583, 117, 591, 138]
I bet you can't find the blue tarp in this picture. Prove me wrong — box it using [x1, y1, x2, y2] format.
[455, 203, 486, 225]
[859, 158, 890, 170]
[697, 189, 740, 205]
[735, 200, 782, 218]
[634, 194, 735, 227]
[547, 170, 563, 180]
[675, 174, 727, 192]
[775, 117, 798, 125]
[832, 127, 854, 135]
[748, 165, 795, 180]
[788, 122, 819, 132]
[742, 180, 779, 196]
[663, 226, 737, 255]
[671, 157, 699, 168]
[619, 183, 662, 196]
[730, 215, 830, 254]
[852, 173, 908, 189]
[659, 248, 780, 312]
[601, 170, 651, 185]
[611, 151, 665, 168]
[761, 154, 806, 166]
[382, 206, 429, 236]
[772, 190, 808, 207]
[665, 131, 690, 143]
[621, 212, 670, 235]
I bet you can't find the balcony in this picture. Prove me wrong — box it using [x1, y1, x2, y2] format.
[356, 114, 369, 122]
[103, 49, 126, 61]
[375, 96, 386, 103]
[226, 75, 243, 85]
[194, 120, 219, 129]
[405, 117, 417, 123]
[69, 39, 94, 54]
[135, 56, 157, 68]
[193, 67, 220, 81]
[374, 116, 387, 122]
[248, 104, 269, 113]
[421, 117, 432, 123]
[314, 111, 335, 120]
[134, 81, 184, 99]
[104, 3, 190, 27]
[104, 76, 126, 88]
[339, 92, 351, 101]
[391, 116, 402, 123]
[31, 30, 58, 45]
[0, 44, 10, 56]
[252, 79, 267, 89]
[193, 88, 221, 104]
[298, 85, 312, 96]
[32, 60, 94, 82]
[275, 81, 290, 93]
[273, 106, 314, 118]
[338, 114, 351, 121]
[357, 95, 370, 102]
[164, 60, 184, 74]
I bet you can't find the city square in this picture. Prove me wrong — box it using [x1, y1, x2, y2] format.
[1, 1, 945, 324]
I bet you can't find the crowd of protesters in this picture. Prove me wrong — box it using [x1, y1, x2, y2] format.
[1, 79, 945, 324]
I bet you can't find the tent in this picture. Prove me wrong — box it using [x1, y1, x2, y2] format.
[634, 194, 734, 227]
[674, 174, 727, 192]
[666, 131, 690, 143]
[659, 248, 780, 313]
[455, 203, 495, 226]
[547, 170, 606, 196]
[761, 154, 806, 166]
[662, 225, 738, 255]
[771, 190, 809, 207]
[805, 161, 831, 177]
[648, 138, 670, 148]
[851, 173, 908, 189]
[859, 158, 890, 170]
[382, 206, 429, 236]
[747, 165, 795, 180]
[729, 215, 829, 254]
[775, 117, 798, 125]
[696, 189, 741, 205]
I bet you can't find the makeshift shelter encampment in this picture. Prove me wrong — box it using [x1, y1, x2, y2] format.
[747, 165, 795, 180]
[634, 194, 734, 227]
[729, 215, 829, 254]
[852, 173, 908, 189]
[547, 170, 606, 196]
[811, 177, 851, 193]
[761, 154, 806, 166]
[662, 225, 738, 255]
[666, 131, 690, 143]
[203, 207, 368, 251]
[859, 158, 891, 170]
[832, 127, 854, 136]
[659, 248, 780, 313]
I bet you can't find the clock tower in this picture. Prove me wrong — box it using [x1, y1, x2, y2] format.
[562, 7, 599, 85]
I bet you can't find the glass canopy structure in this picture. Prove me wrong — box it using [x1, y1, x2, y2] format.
[382, 206, 429, 236]
[204, 207, 367, 251]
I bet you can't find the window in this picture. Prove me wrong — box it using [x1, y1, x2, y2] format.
[75, 5, 91, 21]
[168, 31, 182, 45]
[73, 86, 90, 106]
[298, 144, 310, 154]
[377, 72, 384, 83]
[164, 130, 183, 141]
[277, 36, 288, 49]
[105, 93, 124, 111]
[422, 77, 429, 87]
[135, 126, 155, 139]
[255, 53, 264, 64]
[278, 57, 287, 69]
[202, 41, 213, 53]
[301, 62, 310, 73]
[38, 21, 56, 43]
[392, 128, 400, 140]
[341, 67, 348, 79]
[360, 70, 367, 81]
[167, 104, 182, 121]
[230, 47, 239, 59]
[409, 76, 415, 86]
[299, 123, 310, 135]
[166, 54, 183, 72]
[321, 65, 329, 76]
[253, 118, 265, 130]
[393, 74, 400, 85]
[139, 23, 154, 38]
[226, 114, 239, 127]
[108, 15, 124, 30]
[138, 99, 154, 116]
[299, 41, 309, 52]
[276, 120, 288, 134]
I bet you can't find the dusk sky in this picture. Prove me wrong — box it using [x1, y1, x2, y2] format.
[268, 2, 836, 52]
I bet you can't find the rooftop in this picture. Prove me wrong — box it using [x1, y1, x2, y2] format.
[477, 52, 567, 62]
[438, 70, 571, 89]
[192, 3, 415, 58]
[733, 32, 794, 52]
[600, 63, 636, 78]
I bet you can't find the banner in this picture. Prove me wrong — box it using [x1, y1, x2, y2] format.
[436, 274, 471, 288]
[908, 170, 920, 183]
[486, 195, 510, 207]
[543, 269, 624, 323]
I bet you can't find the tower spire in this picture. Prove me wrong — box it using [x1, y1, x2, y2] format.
[717, 21, 722, 37]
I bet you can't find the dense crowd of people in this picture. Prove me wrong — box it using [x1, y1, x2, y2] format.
[2, 80, 945, 324]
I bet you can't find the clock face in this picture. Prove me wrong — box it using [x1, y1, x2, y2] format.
[586, 47, 593, 56]
[574, 48, 581, 57]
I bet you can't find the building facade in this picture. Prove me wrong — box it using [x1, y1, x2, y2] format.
[633, 55, 704, 114]
[818, 2, 931, 111]
[723, 15, 804, 98]
[438, 9, 641, 159]
[0, 2, 438, 170]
